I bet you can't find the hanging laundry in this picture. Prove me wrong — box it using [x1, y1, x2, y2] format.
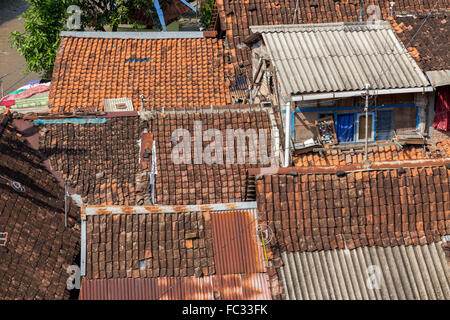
[433, 86, 450, 132]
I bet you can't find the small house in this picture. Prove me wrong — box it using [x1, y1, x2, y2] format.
[246, 22, 434, 156]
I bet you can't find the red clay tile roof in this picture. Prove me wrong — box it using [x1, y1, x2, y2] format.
[390, 12, 450, 72]
[294, 130, 450, 167]
[80, 273, 272, 300]
[49, 34, 232, 112]
[39, 114, 147, 205]
[256, 165, 450, 256]
[84, 207, 265, 284]
[151, 108, 275, 204]
[0, 112, 80, 300]
[215, 0, 450, 73]
[255, 163, 450, 300]
[38, 107, 276, 206]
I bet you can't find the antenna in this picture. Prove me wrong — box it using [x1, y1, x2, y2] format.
[140, 94, 151, 111]
[390, 2, 395, 17]
[363, 84, 371, 165]
[64, 179, 69, 228]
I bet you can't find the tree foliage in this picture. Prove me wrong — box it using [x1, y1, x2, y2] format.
[9, 0, 83, 78]
[201, 0, 215, 27]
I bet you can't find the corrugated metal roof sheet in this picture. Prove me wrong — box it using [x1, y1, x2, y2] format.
[426, 70, 450, 87]
[211, 209, 266, 274]
[80, 274, 272, 300]
[280, 242, 450, 300]
[250, 22, 430, 96]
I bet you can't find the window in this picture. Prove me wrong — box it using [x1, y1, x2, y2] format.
[376, 110, 393, 140]
[356, 112, 374, 141]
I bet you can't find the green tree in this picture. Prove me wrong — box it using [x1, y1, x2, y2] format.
[9, 0, 83, 78]
[201, 0, 215, 27]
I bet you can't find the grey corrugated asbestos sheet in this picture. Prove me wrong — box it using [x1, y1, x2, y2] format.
[280, 243, 450, 300]
[426, 70, 450, 87]
[250, 22, 430, 95]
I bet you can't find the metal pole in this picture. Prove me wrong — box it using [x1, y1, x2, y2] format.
[64, 180, 68, 228]
[284, 101, 291, 167]
[364, 84, 370, 162]
[150, 140, 158, 204]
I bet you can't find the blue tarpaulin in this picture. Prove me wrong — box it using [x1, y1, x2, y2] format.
[336, 114, 355, 142]
[180, 0, 197, 13]
[34, 118, 107, 125]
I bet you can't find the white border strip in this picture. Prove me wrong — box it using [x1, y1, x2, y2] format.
[85, 201, 258, 216]
[291, 87, 434, 102]
[80, 220, 86, 276]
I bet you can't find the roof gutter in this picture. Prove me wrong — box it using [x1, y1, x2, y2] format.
[291, 86, 434, 102]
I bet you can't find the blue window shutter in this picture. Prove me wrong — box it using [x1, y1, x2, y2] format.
[336, 114, 355, 142]
[376, 110, 393, 140]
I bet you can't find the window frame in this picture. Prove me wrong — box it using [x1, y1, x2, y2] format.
[355, 112, 376, 142]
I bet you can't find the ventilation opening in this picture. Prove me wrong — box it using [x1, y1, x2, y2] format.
[0, 232, 8, 246]
[139, 260, 147, 270]
[115, 103, 128, 110]
[245, 174, 256, 201]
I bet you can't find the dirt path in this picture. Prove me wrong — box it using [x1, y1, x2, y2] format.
[0, 0, 40, 96]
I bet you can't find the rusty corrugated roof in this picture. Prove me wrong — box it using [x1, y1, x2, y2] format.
[81, 203, 270, 299]
[80, 274, 272, 300]
[211, 209, 266, 275]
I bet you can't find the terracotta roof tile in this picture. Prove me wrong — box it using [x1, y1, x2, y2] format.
[39, 115, 146, 205]
[294, 131, 450, 167]
[84, 208, 266, 284]
[256, 165, 450, 258]
[49, 35, 232, 112]
[0, 112, 80, 300]
[151, 109, 275, 204]
[38, 107, 276, 206]
[390, 12, 450, 72]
